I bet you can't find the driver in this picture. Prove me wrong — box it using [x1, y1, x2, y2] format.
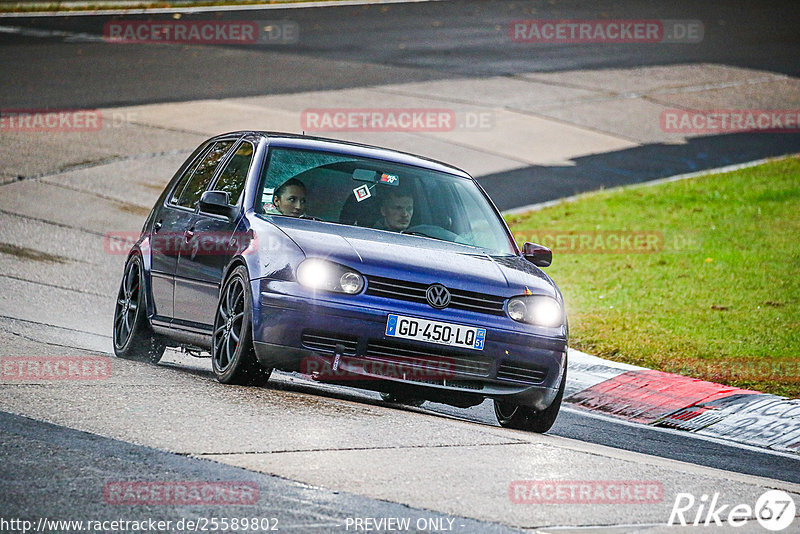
[374, 190, 414, 232]
[272, 178, 307, 217]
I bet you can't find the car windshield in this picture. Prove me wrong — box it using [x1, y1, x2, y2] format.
[255, 147, 516, 255]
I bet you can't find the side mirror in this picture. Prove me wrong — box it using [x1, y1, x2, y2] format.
[199, 190, 235, 220]
[522, 242, 552, 267]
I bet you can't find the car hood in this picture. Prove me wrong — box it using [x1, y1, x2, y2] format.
[271, 218, 557, 298]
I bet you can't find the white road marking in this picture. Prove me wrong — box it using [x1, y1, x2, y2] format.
[0, 24, 104, 41]
[0, 0, 441, 18]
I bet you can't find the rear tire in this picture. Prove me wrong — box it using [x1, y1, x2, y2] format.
[113, 255, 166, 364]
[212, 265, 272, 386]
[494, 363, 566, 433]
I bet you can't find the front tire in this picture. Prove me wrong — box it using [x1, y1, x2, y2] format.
[494, 363, 566, 433]
[212, 265, 272, 386]
[113, 255, 166, 363]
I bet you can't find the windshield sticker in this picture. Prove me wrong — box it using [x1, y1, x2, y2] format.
[379, 173, 399, 186]
[354, 184, 372, 202]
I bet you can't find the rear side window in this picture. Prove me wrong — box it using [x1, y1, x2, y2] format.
[169, 146, 210, 205]
[212, 141, 254, 206]
[173, 140, 235, 209]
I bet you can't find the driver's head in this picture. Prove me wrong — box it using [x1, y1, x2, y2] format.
[380, 190, 414, 231]
[273, 178, 306, 217]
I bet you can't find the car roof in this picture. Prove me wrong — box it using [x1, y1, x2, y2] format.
[212, 131, 473, 180]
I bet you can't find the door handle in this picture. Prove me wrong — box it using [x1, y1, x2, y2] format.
[185, 228, 194, 242]
[153, 220, 163, 233]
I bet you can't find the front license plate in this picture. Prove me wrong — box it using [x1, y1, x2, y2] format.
[385, 314, 486, 351]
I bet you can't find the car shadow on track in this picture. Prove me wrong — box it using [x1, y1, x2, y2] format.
[479, 132, 800, 211]
[156, 353, 496, 427]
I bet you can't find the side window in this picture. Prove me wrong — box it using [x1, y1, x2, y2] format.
[174, 140, 235, 209]
[212, 141, 254, 206]
[169, 145, 211, 205]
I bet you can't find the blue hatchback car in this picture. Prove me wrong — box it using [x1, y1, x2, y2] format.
[113, 132, 568, 432]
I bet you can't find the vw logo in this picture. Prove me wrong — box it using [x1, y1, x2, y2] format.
[426, 284, 451, 309]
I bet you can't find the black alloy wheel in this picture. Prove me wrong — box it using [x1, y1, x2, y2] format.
[212, 265, 272, 386]
[113, 255, 166, 363]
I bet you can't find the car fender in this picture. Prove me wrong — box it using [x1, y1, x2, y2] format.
[122, 237, 159, 328]
[237, 212, 306, 282]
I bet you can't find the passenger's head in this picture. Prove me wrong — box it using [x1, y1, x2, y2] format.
[380, 190, 414, 231]
[273, 178, 306, 217]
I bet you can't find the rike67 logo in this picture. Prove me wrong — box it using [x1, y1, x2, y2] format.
[669, 490, 796, 531]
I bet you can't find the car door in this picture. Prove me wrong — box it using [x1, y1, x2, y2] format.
[173, 139, 254, 329]
[161, 139, 237, 330]
[149, 143, 220, 322]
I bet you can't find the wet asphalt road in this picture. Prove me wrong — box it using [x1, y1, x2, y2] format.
[1, 1, 799, 531]
[0, 410, 523, 533]
[2, 0, 800, 109]
[275, 372, 800, 485]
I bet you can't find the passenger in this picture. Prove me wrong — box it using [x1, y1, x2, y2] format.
[272, 178, 306, 217]
[374, 190, 414, 232]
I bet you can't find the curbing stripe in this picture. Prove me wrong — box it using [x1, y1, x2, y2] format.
[566, 369, 759, 424]
[565, 348, 639, 398]
[565, 359, 800, 453]
[695, 396, 800, 452]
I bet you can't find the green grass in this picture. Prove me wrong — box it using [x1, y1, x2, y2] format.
[506, 156, 800, 398]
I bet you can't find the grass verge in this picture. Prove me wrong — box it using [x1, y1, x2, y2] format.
[506, 156, 800, 398]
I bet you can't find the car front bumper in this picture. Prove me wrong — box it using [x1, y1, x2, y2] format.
[251, 279, 567, 410]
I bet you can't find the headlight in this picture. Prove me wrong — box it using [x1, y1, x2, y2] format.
[507, 296, 563, 327]
[296, 259, 364, 295]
